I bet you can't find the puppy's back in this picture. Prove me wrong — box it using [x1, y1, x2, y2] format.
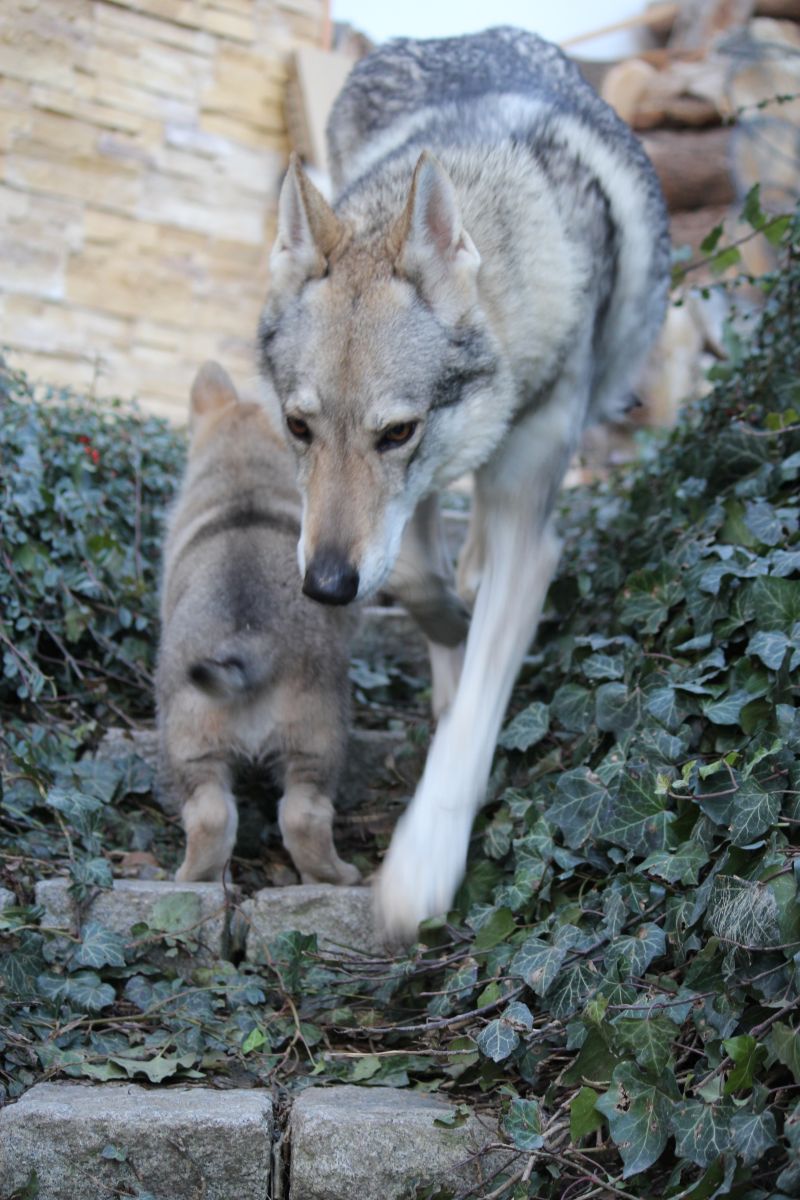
[159, 366, 354, 716]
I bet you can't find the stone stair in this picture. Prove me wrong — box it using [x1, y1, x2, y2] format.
[0, 524, 517, 1200]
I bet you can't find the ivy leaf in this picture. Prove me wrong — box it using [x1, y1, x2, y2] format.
[728, 781, 781, 846]
[582, 652, 625, 681]
[74, 921, 126, 969]
[604, 769, 674, 855]
[605, 924, 666, 980]
[149, 892, 202, 935]
[64, 971, 116, 1012]
[641, 841, 709, 886]
[744, 576, 800, 631]
[509, 937, 567, 997]
[546, 768, 612, 850]
[596, 1063, 673, 1177]
[549, 963, 600, 1020]
[498, 702, 549, 751]
[730, 1109, 777, 1166]
[570, 1087, 603, 1141]
[551, 682, 594, 732]
[723, 1035, 766, 1095]
[646, 686, 684, 733]
[670, 1100, 732, 1168]
[504, 1097, 544, 1151]
[476, 1018, 519, 1062]
[747, 628, 793, 670]
[595, 684, 642, 736]
[768, 1021, 800, 1084]
[701, 690, 752, 726]
[473, 906, 515, 951]
[613, 1016, 675, 1073]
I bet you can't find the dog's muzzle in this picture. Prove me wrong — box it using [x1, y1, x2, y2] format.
[303, 547, 359, 606]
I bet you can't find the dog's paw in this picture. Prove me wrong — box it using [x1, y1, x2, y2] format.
[374, 799, 472, 943]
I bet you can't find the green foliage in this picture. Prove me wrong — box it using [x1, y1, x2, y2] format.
[0, 358, 184, 719]
[1, 213, 800, 1197]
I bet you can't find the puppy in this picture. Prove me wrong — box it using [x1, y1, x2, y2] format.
[156, 361, 360, 886]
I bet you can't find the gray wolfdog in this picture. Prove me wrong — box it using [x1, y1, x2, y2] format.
[258, 27, 670, 937]
[156, 362, 360, 887]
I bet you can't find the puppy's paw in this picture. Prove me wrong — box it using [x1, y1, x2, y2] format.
[374, 799, 471, 943]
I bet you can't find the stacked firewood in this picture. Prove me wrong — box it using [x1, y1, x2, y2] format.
[596, 0, 800, 267]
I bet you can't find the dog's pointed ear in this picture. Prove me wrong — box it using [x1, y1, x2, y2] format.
[271, 155, 345, 292]
[190, 361, 239, 433]
[391, 152, 480, 298]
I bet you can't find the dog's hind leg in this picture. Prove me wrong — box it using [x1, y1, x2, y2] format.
[389, 495, 469, 717]
[377, 386, 587, 940]
[279, 779, 361, 886]
[175, 767, 238, 882]
[277, 692, 361, 885]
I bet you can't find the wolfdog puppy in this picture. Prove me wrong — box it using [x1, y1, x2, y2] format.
[258, 27, 670, 935]
[156, 362, 360, 886]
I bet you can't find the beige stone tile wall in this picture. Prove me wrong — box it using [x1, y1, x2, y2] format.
[0, 0, 325, 422]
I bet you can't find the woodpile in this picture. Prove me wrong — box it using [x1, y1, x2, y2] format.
[590, 0, 800, 265]
[563, 0, 800, 440]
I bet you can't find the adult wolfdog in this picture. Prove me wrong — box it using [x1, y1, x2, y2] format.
[259, 27, 670, 937]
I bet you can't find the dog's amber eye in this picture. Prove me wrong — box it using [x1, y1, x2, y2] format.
[377, 421, 418, 451]
[286, 415, 311, 443]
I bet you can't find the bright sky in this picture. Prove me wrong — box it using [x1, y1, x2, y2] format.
[331, 1, 646, 60]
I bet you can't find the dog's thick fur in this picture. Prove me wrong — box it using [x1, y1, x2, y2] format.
[156, 362, 360, 886]
[259, 28, 670, 936]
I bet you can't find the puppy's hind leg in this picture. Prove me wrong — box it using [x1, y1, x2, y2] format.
[279, 779, 361, 886]
[277, 693, 361, 886]
[175, 767, 238, 882]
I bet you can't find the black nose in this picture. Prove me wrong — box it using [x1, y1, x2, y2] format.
[303, 548, 359, 605]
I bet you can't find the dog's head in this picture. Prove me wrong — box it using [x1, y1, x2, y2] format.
[258, 152, 504, 604]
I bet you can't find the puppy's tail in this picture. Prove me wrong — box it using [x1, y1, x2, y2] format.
[188, 636, 274, 700]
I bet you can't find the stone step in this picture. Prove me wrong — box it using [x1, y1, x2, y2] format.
[289, 1085, 511, 1200]
[239, 882, 379, 958]
[0, 1083, 273, 1200]
[35, 877, 234, 966]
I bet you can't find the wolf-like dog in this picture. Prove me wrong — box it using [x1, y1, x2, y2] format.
[156, 362, 360, 887]
[258, 27, 670, 937]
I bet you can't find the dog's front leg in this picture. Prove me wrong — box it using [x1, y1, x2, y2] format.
[376, 398, 580, 939]
[388, 494, 470, 717]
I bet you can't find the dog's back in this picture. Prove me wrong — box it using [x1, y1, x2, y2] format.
[157, 363, 359, 885]
[327, 26, 670, 429]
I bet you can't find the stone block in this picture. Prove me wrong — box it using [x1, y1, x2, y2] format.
[35, 877, 234, 964]
[289, 1085, 508, 1200]
[241, 883, 379, 956]
[0, 1082, 272, 1200]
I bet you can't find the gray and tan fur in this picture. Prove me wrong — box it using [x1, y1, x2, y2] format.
[259, 27, 670, 936]
[156, 362, 360, 887]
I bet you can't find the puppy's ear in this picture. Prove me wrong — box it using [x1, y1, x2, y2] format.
[270, 155, 347, 294]
[189, 361, 238, 432]
[390, 152, 481, 315]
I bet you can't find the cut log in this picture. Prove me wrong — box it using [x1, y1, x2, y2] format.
[670, 0, 756, 49]
[755, 0, 800, 18]
[670, 204, 732, 254]
[641, 127, 735, 210]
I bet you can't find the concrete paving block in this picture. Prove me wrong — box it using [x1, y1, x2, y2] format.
[0, 887, 16, 911]
[241, 883, 379, 957]
[0, 1082, 272, 1200]
[35, 877, 235, 964]
[289, 1085, 508, 1200]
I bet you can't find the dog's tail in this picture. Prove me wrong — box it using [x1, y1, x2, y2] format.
[188, 635, 274, 701]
